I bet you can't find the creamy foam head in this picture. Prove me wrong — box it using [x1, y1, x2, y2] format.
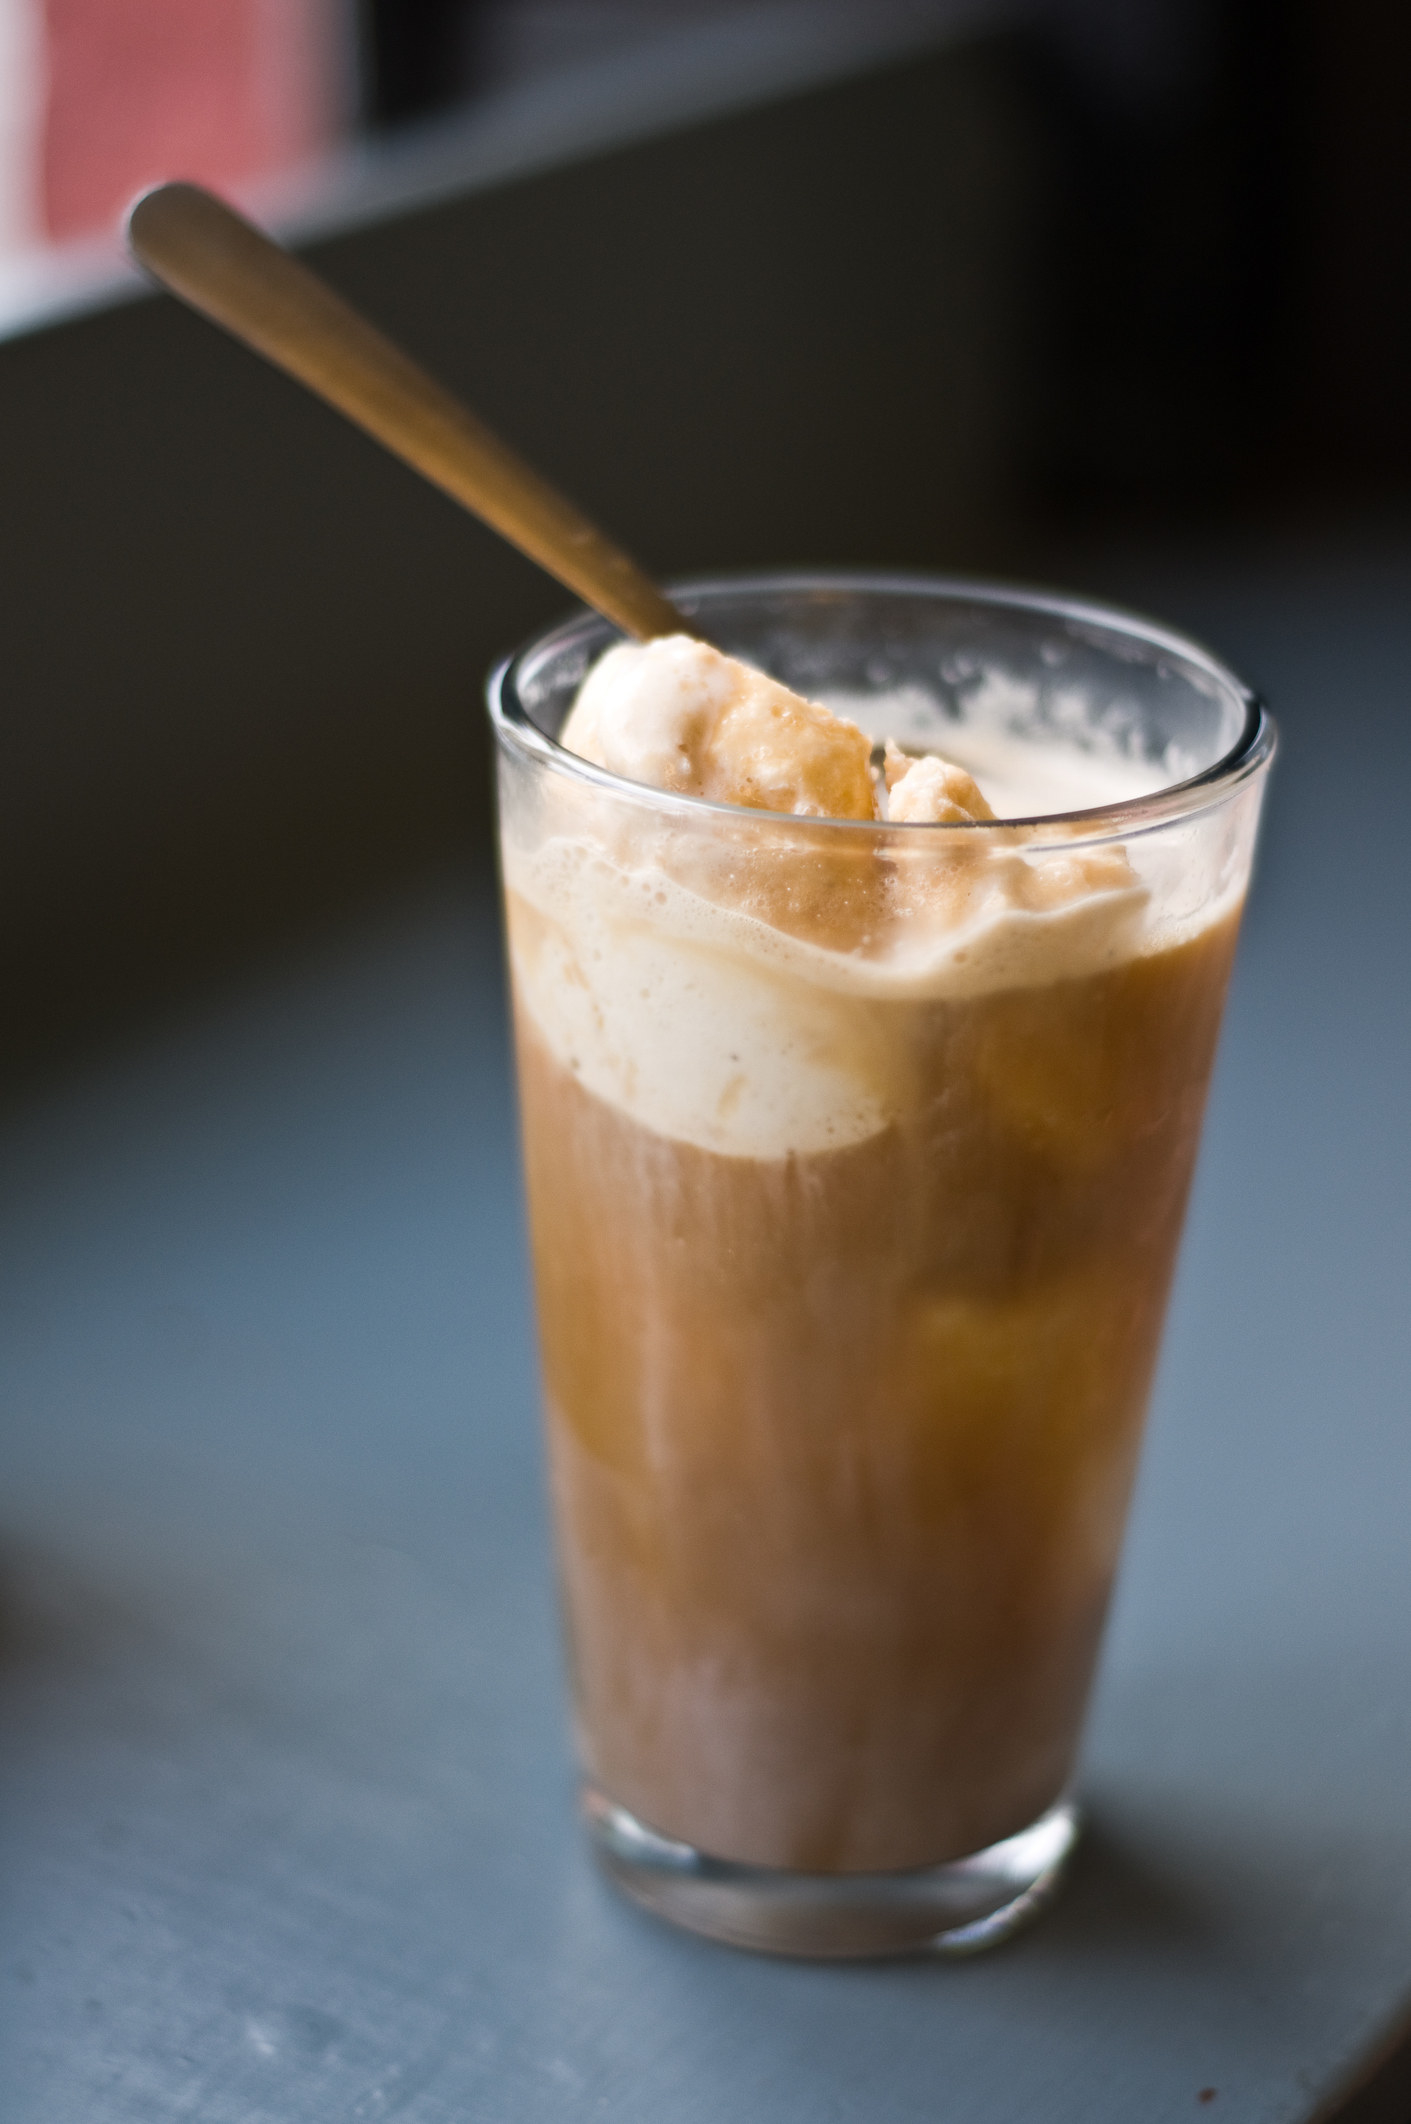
[506, 644, 1229, 1159]
[505, 832, 1155, 1157]
[821, 677, 1195, 817]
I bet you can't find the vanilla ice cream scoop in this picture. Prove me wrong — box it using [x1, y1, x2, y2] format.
[882, 738, 994, 824]
[561, 635, 877, 820]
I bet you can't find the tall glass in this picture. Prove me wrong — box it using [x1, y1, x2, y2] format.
[488, 575, 1274, 1957]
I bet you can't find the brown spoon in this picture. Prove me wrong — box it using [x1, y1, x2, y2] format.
[126, 181, 688, 642]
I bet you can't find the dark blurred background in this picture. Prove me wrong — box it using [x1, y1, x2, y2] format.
[355, 0, 1411, 523]
[0, 0, 1407, 1081]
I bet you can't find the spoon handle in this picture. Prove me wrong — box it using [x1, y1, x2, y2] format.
[127, 182, 687, 642]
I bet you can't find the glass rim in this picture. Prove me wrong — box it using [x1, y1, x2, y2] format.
[487, 569, 1277, 841]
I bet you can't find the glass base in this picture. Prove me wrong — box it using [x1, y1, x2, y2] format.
[582, 1787, 1079, 1960]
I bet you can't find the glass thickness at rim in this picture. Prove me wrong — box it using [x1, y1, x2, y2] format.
[488, 569, 1276, 845]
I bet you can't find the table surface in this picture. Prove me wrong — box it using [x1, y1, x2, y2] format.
[2, 536, 1409, 2122]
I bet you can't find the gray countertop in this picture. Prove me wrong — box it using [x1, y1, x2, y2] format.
[2, 537, 1409, 2120]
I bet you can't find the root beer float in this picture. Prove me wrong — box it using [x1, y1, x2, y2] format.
[120, 190, 1270, 1947]
[491, 580, 1273, 1951]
